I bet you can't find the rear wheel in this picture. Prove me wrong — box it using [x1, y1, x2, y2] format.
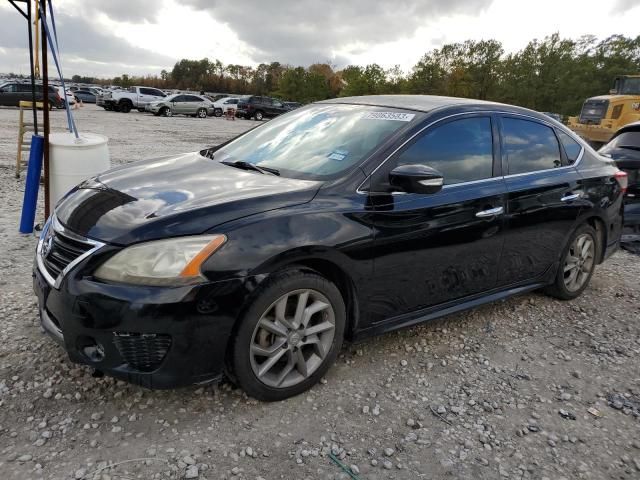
[196, 108, 207, 118]
[229, 270, 345, 401]
[544, 224, 598, 300]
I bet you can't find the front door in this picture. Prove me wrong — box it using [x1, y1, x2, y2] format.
[366, 115, 507, 324]
[497, 115, 585, 286]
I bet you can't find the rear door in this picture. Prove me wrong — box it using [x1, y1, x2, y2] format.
[184, 95, 203, 114]
[367, 114, 507, 323]
[171, 95, 187, 114]
[497, 115, 584, 286]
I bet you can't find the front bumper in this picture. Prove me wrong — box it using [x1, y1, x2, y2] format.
[33, 258, 253, 389]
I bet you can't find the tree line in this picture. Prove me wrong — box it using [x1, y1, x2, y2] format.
[76, 33, 639, 115]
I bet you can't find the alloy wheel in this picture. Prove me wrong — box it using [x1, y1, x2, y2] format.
[563, 233, 595, 292]
[249, 289, 335, 389]
[197, 108, 207, 118]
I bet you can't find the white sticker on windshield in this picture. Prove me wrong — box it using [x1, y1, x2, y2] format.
[328, 149, 348, 161]
[362, 111, 415, 122]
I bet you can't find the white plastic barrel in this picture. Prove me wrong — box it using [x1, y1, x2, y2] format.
[49, 132, 110, 206]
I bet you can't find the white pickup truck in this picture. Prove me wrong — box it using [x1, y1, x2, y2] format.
[97, 86, 166, 113]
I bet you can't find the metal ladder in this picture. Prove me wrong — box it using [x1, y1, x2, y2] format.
[16, 100, 45, 178]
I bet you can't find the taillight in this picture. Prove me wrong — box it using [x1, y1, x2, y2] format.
[615, 170, 628, 194]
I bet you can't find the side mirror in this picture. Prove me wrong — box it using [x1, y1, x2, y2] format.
[389, 164, 444, 194]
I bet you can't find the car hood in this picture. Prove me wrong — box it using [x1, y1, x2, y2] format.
[55, 152, 321, 245]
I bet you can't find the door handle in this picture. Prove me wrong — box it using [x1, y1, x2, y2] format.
[561, 193, 581, 202]
[476, 206, 504, 218]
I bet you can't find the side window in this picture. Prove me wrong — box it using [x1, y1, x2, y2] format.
[395, 117, 494, 185]
[557, 130, 583, 164]
[186, 95, 202, 102]
[502, 118, 561, 174]
[172, 95, 185, 102]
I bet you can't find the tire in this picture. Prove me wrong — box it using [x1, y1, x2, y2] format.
[544, 224, 598, 300]
[214, 108, 223, 117]
[119, 101, 132, 113]
[196, 108, 207, 118]
[137, 108, 145, 113]
[161, 107, 172, 117]
[229, 269, 345, 401]
[254, 110, 264, 121]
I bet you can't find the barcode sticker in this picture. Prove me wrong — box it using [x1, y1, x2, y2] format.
[362, 112, 415, 122]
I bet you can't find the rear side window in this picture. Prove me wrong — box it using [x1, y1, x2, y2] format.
[502, 118, 561, 174]
[395, 117, 494, 185]
[557, 131, 582, 164]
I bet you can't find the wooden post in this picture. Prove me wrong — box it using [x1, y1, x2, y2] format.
[40, 0, 50, 219]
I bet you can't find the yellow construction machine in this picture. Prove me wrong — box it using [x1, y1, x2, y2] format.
[568, 75, 640, 147]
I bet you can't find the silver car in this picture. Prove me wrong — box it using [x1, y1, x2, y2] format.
[146, 94, 214, 118]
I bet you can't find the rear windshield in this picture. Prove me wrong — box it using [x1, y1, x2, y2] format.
[209, 104, 420, 180]
[601, 131, 640, 151]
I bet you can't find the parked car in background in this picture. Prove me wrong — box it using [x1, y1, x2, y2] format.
[33, 95, 625, 401]
[283, 101, 302, 110]
[73, 90, 97, 104]
[236, 96, 290, 120]
[0, 82, 63, 108]
[146, 93, 214, 118]
[599, 121, 640, 231]
[212, 97, 241, 117]
[541, 112, 562, 123]
[98, 86, 166, 113]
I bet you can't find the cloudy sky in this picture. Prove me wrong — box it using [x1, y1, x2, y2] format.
[0, 0, 638, 78]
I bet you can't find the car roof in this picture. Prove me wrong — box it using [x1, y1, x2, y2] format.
[617, 121, 640, 135]
[319, 94, 509, 112]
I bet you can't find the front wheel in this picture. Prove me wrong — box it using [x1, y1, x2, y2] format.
[229, 270, 345, 401]
[544, 224, 598, 300]
[119, 101, 132, 113]
[196, 108, 207, 118]
[254, 110, 264, 121]
[161, 107, 172, 117]
[214, 108, 223, 117]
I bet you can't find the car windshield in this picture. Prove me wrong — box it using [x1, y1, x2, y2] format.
[209, 104, 420, 180]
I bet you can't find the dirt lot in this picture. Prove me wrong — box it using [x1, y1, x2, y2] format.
[0, 105, 639, 480]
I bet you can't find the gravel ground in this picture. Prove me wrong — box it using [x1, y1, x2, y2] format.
[1, 105, 640, 480]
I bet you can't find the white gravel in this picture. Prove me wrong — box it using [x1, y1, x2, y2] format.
[1, 105, 640, 480]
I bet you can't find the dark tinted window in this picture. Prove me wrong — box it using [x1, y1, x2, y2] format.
[557, 131, 582, 164]
[172, 95, 185, 102]
[502, 118, 561, 174]
[395, 117, 494, 185]
[185, 95, 202, 102]
[140, 88, 162, 96]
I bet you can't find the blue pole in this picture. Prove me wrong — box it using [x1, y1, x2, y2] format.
[19, 135, 45, 234]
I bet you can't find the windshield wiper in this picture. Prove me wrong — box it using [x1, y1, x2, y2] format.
[221, 160, 280, 176]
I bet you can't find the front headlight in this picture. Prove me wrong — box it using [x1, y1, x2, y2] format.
[94, 235, 226, 286]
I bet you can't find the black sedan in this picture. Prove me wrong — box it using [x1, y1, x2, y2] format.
[599, 121, 640, 232]
[33, 95, 625, 401]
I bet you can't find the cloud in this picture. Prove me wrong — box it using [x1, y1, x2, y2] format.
[182, 0, 493, 66]
[611, 0, 640, 12]
[92, 0, 160, 23]
[0, 5, 175, 76]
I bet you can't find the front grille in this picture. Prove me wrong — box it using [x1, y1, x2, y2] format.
[42, 229, 93, 280]
[579, 99, 609, 124]
[113, 333, 172, 372]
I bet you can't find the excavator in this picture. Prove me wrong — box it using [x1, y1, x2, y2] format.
[568, 75, 640, 147]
